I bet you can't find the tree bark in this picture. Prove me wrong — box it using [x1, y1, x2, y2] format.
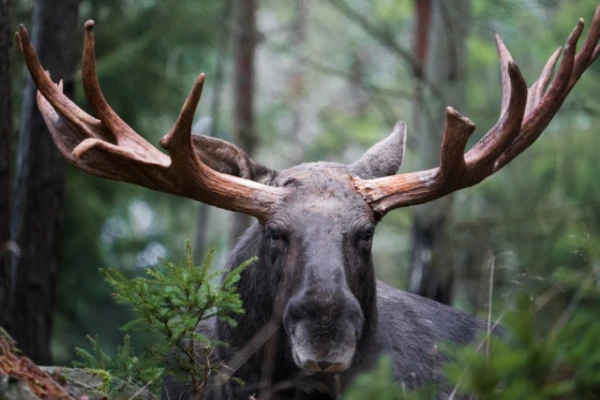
[10, 0, 79, 364]
[0, 0, 13, 329]
[230, 0, 257, 246]
[408, 0, 471, 304]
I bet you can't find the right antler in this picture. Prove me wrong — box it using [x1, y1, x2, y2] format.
[15, 21, 285, 222]
[354, 5, 600, 218]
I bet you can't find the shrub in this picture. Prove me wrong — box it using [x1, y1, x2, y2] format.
[75, 242, 254, 398]
[345, 269, 600, 400]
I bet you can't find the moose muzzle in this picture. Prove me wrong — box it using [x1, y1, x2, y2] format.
[284, 286, 364, 373]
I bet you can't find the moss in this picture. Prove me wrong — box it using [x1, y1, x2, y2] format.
[85, 368, 114, 393]
[40, 367, 152, 399]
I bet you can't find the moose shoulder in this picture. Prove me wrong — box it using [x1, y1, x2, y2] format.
[16, 4, 600, 399]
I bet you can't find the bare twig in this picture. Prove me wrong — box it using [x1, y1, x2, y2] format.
[548, 267, 600, 341]
[533, 285, 569, 313]
[326, 0, 421, 75]
[326, 0, 445, 99]
[486, 253, 495, 359]
[447, 312, 506, 400]
[126, 370, 162, 400]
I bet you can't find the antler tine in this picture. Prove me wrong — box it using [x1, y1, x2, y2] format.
[15, 25, 103, 141]
[438, 107, 475, 181]
[80, 21, 117, 144]
[495, 15, 585, 169]
[496, 35, 514, 117]
[465, 57, 528, 170]
[81, 21, 113, 127]
[354, 6, 600, 218]
[529, 18, 582, 123]
[526, 46, 562, 115]
[82, 21, 156, 149]
[156, 72, 253, 197]
[17, 21, 286, 221]
[571, 5, 600, 89]
[160, 73, 205, 164]
[592, 44, 600, 65]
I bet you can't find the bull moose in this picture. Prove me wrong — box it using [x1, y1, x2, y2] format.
[15, 4, 600, 399]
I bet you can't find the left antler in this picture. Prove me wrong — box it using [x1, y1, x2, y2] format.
[15, 21, 285, 222]
[354, 5, 600, 218]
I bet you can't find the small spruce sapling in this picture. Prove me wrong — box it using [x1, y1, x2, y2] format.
[75, 242, 254, 399]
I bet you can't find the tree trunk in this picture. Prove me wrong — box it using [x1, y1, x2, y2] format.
[0, 0, 13, 329]
[10, 0, 79, 364]
[287, 0, 309, 165]
[230, 0, 257, 245]
[194, 1, 233, 260]
[408, 0, 471, 305]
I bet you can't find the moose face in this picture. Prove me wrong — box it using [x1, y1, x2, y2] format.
[212, 124, 404, 374]
[262, 163, 378, 372]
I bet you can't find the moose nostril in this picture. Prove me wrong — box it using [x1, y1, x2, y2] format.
[317, 361, 332, 371]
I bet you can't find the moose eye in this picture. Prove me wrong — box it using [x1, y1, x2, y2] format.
[266, 228, 285, 242]
[359, 228, 375, 243]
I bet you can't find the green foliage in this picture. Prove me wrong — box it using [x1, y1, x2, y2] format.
[343, 357, 436, 400]
[445, 290, 600, 399]
[74, 242, 254, 396]
[346, 269, 600, 400]
[74, 334, 162, 392]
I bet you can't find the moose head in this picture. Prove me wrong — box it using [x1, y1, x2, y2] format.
[15, 6, 600, 396]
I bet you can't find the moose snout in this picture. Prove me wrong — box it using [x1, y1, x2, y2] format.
[283, 288, 364, 373]
[293, 354, 349, 373]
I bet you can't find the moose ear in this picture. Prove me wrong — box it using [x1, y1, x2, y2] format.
[191, 134, 277, 184]
[349, 121, 407, 179]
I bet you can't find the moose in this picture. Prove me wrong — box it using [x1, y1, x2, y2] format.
[15, 4, 600, 399]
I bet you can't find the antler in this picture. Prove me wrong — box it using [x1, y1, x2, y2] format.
[354, 5, 600, 218]
[15, 21, 284, 222]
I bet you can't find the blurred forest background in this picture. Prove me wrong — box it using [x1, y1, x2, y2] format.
[1, 0, 600, 369]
